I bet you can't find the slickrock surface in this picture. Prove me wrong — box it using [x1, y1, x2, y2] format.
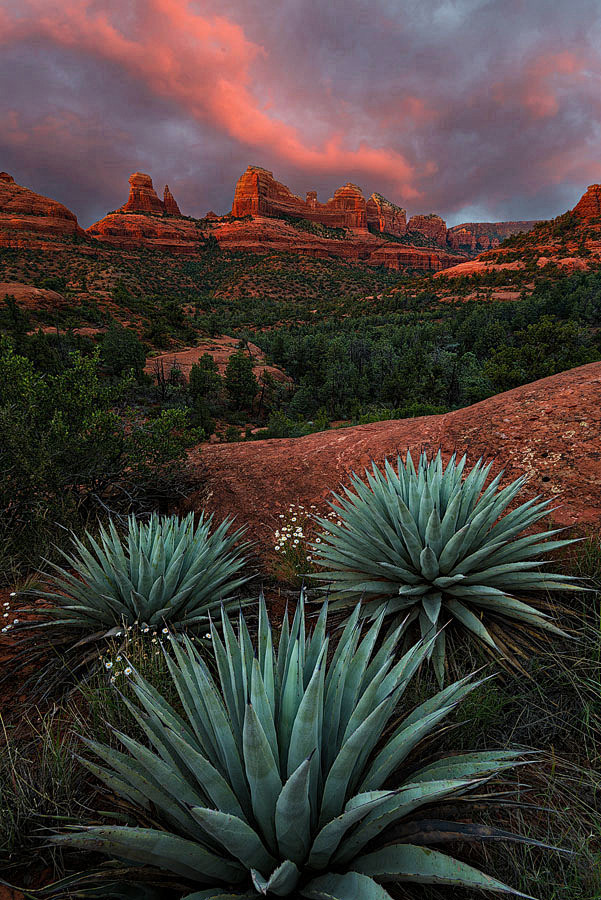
[87, 211, 206, 252]
[189, 362, 601, 551]
[0, 171, 86, 247]
[0, 280, 67, 310]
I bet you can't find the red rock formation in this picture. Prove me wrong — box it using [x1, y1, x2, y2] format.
[573, 184, 601, 221]
[407, 213, 447, 246]
[0, 172, 86, 248]
[187, 361, 601, 554]
[366, 193, 407, 237]
[87, 212, 205, 253]
[232, 165, 370, 229]
[212, 216, 465, 271]
[163, 184, 182, 217]
[447, 221, 540, 252]
[120, 172, 165, 215]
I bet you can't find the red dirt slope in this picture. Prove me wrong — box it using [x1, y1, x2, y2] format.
[189, 362, 601, 551]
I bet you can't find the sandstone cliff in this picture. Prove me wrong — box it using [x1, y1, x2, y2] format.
[0, 171, 86, 248]
[447, 220, 540, 252]
[188, 361, 601, 553]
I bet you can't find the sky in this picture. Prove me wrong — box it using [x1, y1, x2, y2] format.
[1, 0, 600, 228]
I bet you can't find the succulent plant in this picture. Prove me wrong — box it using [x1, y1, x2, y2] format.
[55, 595, 538, 898]
[311, 451, 579, 684]
[40, 511, 251, 634]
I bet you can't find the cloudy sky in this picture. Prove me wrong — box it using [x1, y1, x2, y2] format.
[1, 0, 600, 227]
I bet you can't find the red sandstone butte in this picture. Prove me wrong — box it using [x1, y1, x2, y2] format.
[366, 193, 407, 237]
[163, 184, 182, 217]
[87, 172, 205, 252]
[407, 213, 448, 246]
[187, 361, 601, 553]
[233, 165, 392, 232]
[573, 184, 601, 221]
[0, 171, 86, 248]
[121, 172, 165, 215]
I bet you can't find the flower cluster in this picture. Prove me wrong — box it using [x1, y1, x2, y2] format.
[271, 504, 319, 586]
[1, 592, 19, 634]
[96, 623, 204, 684]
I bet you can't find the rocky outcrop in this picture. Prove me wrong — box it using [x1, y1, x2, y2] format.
[87, 212, 206, 253]
[212, 216, 465, 271]
[0, 172, 86, 248]
[188, 361, 601, 553]
[573, 184, 601, 222]
[163, 184, 182, 217]
[447, 221, 540, 252]
[232, 166, 389, 231]
[119, 172, 182, 217]
[366, 193, 407, 237]
[407, 213, 448, 246]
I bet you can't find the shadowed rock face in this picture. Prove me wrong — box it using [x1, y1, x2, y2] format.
[366, 192, 407, 236]
[407, 213, 448, 245]
[187, 362, 601, 553]
[573, 184, 601, 222]
[0, 171, 86, 247]
[163, 184, 182, 217]
[119, 172, 183, 217]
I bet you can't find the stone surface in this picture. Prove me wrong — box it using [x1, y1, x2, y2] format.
[188, 361, 601, 554]
[212, 216, 465, 271]
[87, 212, 206, 252]
[407, 213, 448, 245]
[446, 221, 539, 252]
[366, 192, 407, 237]
[120, 172, 165, 215]
[145, 336, 290, 383]
[0, 172, 86, 248]
[163, 184, 182, 216]
[573, 184, 601, 221]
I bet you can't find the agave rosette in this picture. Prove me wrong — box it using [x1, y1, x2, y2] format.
[311, 451, 579, 683]
[55, 595, 537, 899]
[40, 511, 251, 633]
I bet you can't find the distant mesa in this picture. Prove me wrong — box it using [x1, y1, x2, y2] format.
[231, 165, 406, 236]
[230, 164, 539, 251]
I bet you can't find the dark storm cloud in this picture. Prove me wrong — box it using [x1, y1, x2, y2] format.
[0, 0, 599, 227]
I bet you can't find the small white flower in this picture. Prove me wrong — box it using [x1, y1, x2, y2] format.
[142, 626, 150, 633]
[105, 661, 113, 670]
[162, 627, 169, 634]
[13, 619, 19, 625]
[275, 530, 280, 537]
[293, 540, 299, 546]
[116, 655, 122, 662]
[291, 517, 297, 522]
[124, 667, 132, 676]
[279, 514, 285, 518]
[315, 537, 321, 543]
[3, 602, 9, 607]
[110, 676, 116, 683]
[9, 592, 16, 597]
[204, 632, 211, 639]
[306, 556, 312, 562]
[2, 613, 7, 618]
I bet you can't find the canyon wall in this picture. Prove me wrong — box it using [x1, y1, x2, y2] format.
[0, 171, 86, 248]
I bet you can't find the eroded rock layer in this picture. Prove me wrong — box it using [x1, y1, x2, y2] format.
[447, 220, 540, 252]
[0, 171, 86, 247]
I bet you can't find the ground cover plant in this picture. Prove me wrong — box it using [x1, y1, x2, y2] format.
[311, 451, 581, 684]
[39, 511, 252, 634]
[53, 595, 541, 898]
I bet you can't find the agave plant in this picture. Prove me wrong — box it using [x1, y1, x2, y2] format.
[40, 511, 251, 634]
[54, 595, 540, 898]
[310, 451, 579, 684]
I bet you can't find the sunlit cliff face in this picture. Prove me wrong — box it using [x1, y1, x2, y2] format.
[0, 0, 600, 226]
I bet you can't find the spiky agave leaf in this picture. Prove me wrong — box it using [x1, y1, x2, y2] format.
[310, 450, 581, 684]
[54, 594, 538, 899]
[38, 511, 252, 634]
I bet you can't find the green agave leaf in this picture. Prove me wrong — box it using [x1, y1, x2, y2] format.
[189, 807, 276, 873]
[354, 843, 534, 896]
[275, 755, 313, 864]
[301, 871, 392, 900]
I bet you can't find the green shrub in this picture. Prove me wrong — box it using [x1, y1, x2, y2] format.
[39, 511, 251, 633]
[311, 451, 580, 684]
[55, 595, 537, 897]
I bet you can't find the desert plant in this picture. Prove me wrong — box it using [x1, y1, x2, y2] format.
[311, 451, 580, 684]
[54, 595, 540, 898]
[38, 511, 251, 634]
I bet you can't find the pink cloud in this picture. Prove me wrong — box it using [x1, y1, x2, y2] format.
[0, 0, 422, 197]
